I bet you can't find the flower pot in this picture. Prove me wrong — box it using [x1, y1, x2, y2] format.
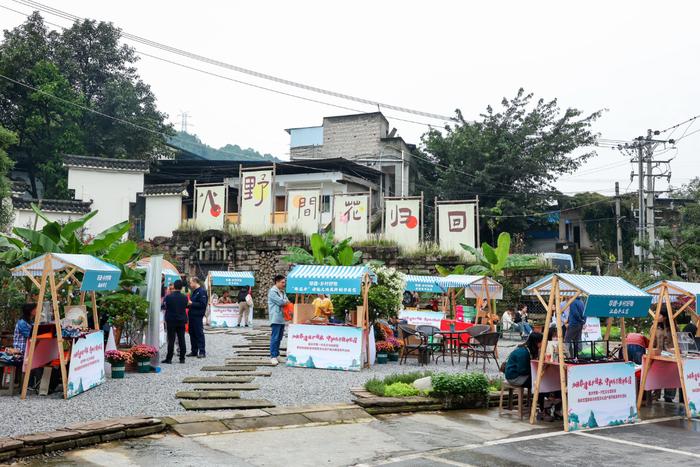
[388, 352, 399, 362]
[376, 353, 388, 364]
[135, 358, 151, 373]
[110, 363, 126, 379]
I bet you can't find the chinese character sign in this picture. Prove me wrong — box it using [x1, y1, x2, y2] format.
[287, 190, 320, 235]
[67, 331, 105, 399]
[286, 324, 363, 371]
[195, 184, 226, 230]
[682, 359, 700, 418]
[239, 170, 273, 233]
[333, 194, 368, 241]
[584, 295, 652, 318]
[384, 199, 420, 248]
[437, 202, 476, 253]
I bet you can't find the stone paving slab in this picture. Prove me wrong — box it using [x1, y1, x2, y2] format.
[200, 366, 258, 372]
[191, 384, 260, 391]
[176, 391, 241, 399]
[180, 399, 275, 411]
[222, 413, 310, 430]
[182, 376, 254, 384]
[263, 403, 359, 415]
[224, 360, 275, 366]
[303, 408, 373, 423]
[161, 414, 215, 425]
[171, 421, 231, 437]
[215, 371, 271, 377]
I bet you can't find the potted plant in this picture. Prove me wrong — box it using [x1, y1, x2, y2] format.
[130, 344, 157, 373]
[376, 341, 393, 364]
[387, 337, 402, 362]
[98, 292, 149, 347]
[105, 350, 131, 379]
[431, 372, 489, 409]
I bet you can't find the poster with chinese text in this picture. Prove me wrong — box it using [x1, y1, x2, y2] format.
[333, 194, 368, 241]
[210, 304, 241, 328]
[286, 324, 362, 371]
[567, 362, 638, 431]
[398, 310, 445, 328]
[67, 331, 105, 398]
[240, 169, 273, 233]
[384, 199, 420, 248]
[437, 202, 476, 253]
[287, 190, 320, 235]
[195, 184, 226, 230]
[682, 359, 700, 418]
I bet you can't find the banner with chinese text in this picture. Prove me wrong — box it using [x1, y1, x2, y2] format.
[240, 169, 273, 233]
[287, 190, 320, 235]
[384, 199, 420, 248]
[682, 358, 700, 418]
[398, 310, 445, 328]
[437, 202, 476, 253]
[286, 324, 362, 371]
[210, 304, 241, 328]
[581, 317, 602, 341]
[567, 362, 638, 431]
[67, 331, 105, 399]
[195, 184, 226, 230]
[333, 194, 368, 241]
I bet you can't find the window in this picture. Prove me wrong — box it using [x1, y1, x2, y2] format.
[275, 196, 286, 212]
[321, 195, 331, 213]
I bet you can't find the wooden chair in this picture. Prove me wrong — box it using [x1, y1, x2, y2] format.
[398, 324, 429, 365]
[465, 331, 500, 371]
[499, 381, 531, 420]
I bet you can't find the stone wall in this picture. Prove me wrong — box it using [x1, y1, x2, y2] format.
[145, 232, 465, 317]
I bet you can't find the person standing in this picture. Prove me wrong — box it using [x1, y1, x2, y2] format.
[13, 303, 37, 355]
[187, 277, 208, 358]
[236, 287, 250, 327]
[565, 296, 585, 356]
[268, 275, 289, 366]
[162, 280, 188, 364]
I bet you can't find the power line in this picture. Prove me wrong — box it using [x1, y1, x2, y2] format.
[14, 0, 456, 123]
[658, 114, 700, 134]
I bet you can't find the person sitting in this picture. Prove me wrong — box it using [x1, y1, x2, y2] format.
[14, 303, 37, 356]
[219, 290, 233, 304]
[625, 332, 648, 365]
[312, 294, 334, 323]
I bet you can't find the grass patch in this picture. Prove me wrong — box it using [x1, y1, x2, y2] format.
[364, 371, 432, 396]
[352, 235, 398, 248]
[399, 242, 456, 258]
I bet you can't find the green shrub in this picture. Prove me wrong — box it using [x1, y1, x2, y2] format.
[364, 378, 386, 396]
[384, 382, 421, 397]
[364, 371, 432, 396]
[488, 376, 503, 392]
[431, 372, 489, 397]
[383, 371, 432, 386]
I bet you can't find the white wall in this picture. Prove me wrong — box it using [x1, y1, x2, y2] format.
[144, 195, 183, 239]
[68, 168, 145, 235]
[12, 209, 85, 230]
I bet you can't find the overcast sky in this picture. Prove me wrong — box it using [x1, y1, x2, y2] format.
[1, 0, 699, 196]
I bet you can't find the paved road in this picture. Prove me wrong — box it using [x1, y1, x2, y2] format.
[32, 409, 700, 466]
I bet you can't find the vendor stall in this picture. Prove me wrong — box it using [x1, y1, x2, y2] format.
[134, 257, 181, 286]
[285, 265, 376, 370]
[442, 274, 503, 327]
[400, 275, 448, 326]
[523, 273, 652, 431]
[206, 271, 255, 328]
[639, 280, 700, 419]
[10, 253, 122, 399]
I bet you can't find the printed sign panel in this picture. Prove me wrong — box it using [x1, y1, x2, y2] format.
[286, 277, 362, 295]
[81, 270, 120, 291]
[437, 202, 476, 253]
[209, 304, 241, 328]
[287, 190, 320, 235]
[584, 295, 652, 318]
[567, 362, 638, 431]
[683, 359, 700, 418]
[67, 331, 105, 399]
[333, 194, 368, 241]
[582, 317, 602, 341]
[384, 199, 420, 249]
[286, 324, 362, 371]
[195, 184, 226, 230]
[240, 170, 273, 233]
[399, 310, 446, 328]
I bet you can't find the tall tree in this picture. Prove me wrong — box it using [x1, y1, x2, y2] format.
[418, 89, 602, 239]
[0, 125, 17, 231]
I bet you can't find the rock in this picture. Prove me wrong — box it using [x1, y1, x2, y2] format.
[413, 376, 433, 392]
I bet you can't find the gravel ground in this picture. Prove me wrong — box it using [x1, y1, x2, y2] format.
[0, 321, 520, 437]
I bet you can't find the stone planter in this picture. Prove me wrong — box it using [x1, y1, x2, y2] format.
[440, 392, 488, 410]
[135, 358, 151, 373]
[110, 363, 126, 379]
[376, 353, 388, 364]
[388, 352, 399, 362]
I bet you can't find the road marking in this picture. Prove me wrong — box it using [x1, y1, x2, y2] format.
[573, 431, 700, 459]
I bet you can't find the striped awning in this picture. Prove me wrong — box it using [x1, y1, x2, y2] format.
[286, 265, 376, 295]
[404, 275, 446, 293]
[11, 253, 121, 291]
[644, 280, 700, 304]
[523, 273, 652, 318]
[208, 271, 255, 287]
[442, 275, 504, 300]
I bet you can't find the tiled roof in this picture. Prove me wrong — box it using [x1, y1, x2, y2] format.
[141, 182, 188, 196]
[11, 197, 93, 214]
[11, 180, 28, 195]
[63, 154, 150, 172]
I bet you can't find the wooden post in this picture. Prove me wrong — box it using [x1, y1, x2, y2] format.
[637, 284, 665, 411]
[530, 279, 557, 424]
[47, 260, 69, 399]
[604, 318, 613, 340]
[20, 259, 50, 400]
[620, 318, 629, 362]
[553, 280, 570, 432]
[663, 288, 692, 420]
[90, 291, 99, 332]
[79, 291, 86, 306]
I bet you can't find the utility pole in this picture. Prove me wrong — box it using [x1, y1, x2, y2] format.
[177, 111, 192, 133]
[615, 182, 623, 267]
[637, 141, 645, 265]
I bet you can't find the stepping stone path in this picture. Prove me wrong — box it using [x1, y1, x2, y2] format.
[176, 326, 278, 413]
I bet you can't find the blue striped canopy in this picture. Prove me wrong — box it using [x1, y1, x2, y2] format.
[11, 253, 121, 291]
[443, 275, 504, 300]
[404, 275, 446, 293]
[208, 271, 255, 287]
[286, 265, 376, 295]
[523, 273, 652, 318]
[644, 280, 700, 304]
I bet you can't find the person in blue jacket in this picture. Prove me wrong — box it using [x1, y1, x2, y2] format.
[187, 277, 209, 358]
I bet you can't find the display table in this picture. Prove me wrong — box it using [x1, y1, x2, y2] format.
[286, 324, 365, 371]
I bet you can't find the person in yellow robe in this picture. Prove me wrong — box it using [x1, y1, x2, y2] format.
[312, 294, 334, 321]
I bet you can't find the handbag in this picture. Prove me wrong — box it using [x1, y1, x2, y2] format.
[283, 302, 294, 321]
[245, 293, 254, 307]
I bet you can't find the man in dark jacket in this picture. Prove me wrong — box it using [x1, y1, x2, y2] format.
[188, 277, 208, 358]
[162, 280, 188, 364]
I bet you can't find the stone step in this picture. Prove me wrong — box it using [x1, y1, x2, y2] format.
[182, 376, 254, 384]
[200, 366, 258, 372]
[180, 399, 275, 411]
[176, 391, 241, 399]
[216, 371, 271, 377]
[224, 361, 276, 367]
[192, 384, 260, 391]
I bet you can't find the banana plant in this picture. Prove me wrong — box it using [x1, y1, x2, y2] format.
[461, 232, 545, 277]
[283, 231, 363, 266]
